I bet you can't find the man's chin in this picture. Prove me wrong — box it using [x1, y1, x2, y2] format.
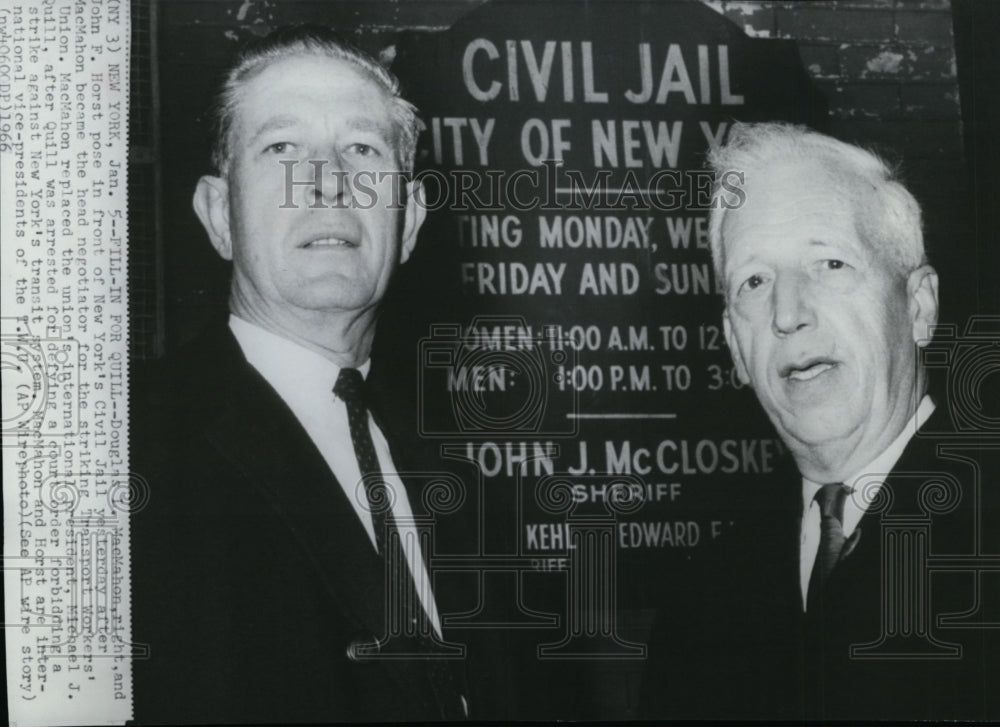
[774, 401, 857, 450]
[281, 287, 368, 314]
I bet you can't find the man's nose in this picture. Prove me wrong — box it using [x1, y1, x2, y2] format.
[311, 152, 350, 207]
[771, 272, 815, 336]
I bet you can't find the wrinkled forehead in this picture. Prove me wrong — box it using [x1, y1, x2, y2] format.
[740, 157, 865, 218]
[721, 158, 872, 262]
[231, 52, 403, 145]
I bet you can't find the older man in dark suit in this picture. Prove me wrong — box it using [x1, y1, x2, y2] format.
[642, 123, 1000, 720]
[130, 26, 468, 723]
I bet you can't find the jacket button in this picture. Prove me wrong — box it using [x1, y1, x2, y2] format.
[345, 633, 380, 661]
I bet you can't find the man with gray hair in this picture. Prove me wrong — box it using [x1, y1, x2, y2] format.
[131, 26, 469, 722]
[643, 122, 998, 720]
[713, 122, 939, 532]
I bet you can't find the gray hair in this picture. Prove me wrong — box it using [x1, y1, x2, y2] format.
[209, 25, 421, 176]
[707, 122, 925, 289]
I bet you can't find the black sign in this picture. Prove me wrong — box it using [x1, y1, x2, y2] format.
[388, 0, 827, 606]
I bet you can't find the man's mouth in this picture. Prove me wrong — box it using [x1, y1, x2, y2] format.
[301, 236, 356, 249]
[781, 359, 837, 382]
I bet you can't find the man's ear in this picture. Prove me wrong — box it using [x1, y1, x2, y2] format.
[907, 264, 939, 347]
[192, 175, 233, 260]
[723, 309, 751, 385]
[399, 178, 427, 265]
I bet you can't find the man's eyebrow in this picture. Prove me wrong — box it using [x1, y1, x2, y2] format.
[725, 254, 759, 279]
[246, 115, 301, 147]
[344, 116, 396, 141]
[728, 254, 751, 268]
[244, 115, 397, 148]
[808, 238, 860, 254]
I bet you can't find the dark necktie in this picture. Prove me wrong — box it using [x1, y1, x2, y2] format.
[333, 368, 467, 718]
[333, 368, 388, 554]
[807, 483, 850, 610]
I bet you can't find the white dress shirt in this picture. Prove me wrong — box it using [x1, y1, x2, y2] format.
[229, 315, 442, 636]
[799, 395, 935, 610]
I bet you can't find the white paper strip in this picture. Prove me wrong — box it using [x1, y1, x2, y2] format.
[2, 1, 134, 724]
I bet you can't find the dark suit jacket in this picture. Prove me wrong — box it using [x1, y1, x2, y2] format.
[130, 324, 467, 723]
[642, 404, 1000, 720]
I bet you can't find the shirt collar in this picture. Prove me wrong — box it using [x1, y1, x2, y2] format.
[228, 314, 371, 402]
[802, 394, 936, 515]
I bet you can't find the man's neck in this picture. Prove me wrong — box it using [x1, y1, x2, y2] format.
[229, 301, 376, 369]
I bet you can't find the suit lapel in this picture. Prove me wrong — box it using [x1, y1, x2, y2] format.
[368, 360, 473, 712]
[365, 365, 433, 513]
[779, 456, 808, 610]
[817, 404, 950, 605]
